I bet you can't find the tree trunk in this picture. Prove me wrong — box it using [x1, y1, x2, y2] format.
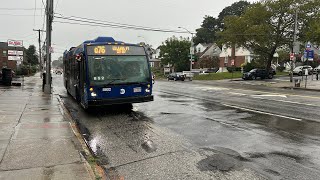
[266, 48, 277, 73]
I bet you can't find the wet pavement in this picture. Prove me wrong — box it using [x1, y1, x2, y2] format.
[0, 74, 91, 180]
[54, 75, 320, 180]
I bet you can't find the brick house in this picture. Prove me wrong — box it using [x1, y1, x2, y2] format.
[219, 46, 254, 72]
[0, 42, 25, 70]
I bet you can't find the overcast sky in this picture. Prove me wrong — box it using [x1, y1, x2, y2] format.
[0, 0, 256, 60]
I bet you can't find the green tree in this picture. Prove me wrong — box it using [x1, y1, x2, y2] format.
[25, 45, 39, 65]
[52, 56, 63, 68]
[220, 0, 320, 71]
[159, 36, 190, 72]
[193, 1, 250, 45]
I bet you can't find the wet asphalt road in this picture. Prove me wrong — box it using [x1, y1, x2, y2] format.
[53, 74, 320, 180]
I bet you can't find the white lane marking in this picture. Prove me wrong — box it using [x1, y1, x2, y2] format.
[251, 94, 287, 98]
[196, 87, 230, 91]
[228, 92, 247, 96]
[222, 103, 303, 121]
[251, 97, 320, 107]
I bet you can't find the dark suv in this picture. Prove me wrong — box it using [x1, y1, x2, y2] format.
[167, 73, 185, 81]
[242, 69, 275, 80]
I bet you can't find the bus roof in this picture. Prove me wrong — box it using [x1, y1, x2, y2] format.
[64, 36, 144, 56]
[82, 36, 139, 46]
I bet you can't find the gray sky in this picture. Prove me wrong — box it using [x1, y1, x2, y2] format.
[0, 0, 256, 60]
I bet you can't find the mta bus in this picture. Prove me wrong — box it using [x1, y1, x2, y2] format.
[63, 37, 154, 109]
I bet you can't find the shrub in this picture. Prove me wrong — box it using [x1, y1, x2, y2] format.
[227, 67, 241, 73]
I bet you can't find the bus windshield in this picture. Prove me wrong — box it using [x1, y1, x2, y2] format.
[88, 55, 150, 85]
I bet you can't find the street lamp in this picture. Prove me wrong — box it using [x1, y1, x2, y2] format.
[178, 27, 194, 71]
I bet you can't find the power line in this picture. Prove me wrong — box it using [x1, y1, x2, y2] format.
[0, 8, 44, 10]
[0, 13, 42, 16]
[55, 13, 187, 32]
[53, 16, 191, 34]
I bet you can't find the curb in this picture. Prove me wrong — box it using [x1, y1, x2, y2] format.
[281, 86, 320, 92]
[57, 95, 106, 180]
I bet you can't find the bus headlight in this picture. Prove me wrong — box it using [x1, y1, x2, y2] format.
[91, 92, 97, 97]
[145, 89, 150, 93]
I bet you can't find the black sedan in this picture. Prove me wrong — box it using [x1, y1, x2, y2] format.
[242, 69, 274, 80]
[167, 73, 185, 81]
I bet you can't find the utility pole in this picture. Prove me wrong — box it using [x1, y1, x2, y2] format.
[291, 9, 298, 83]
[44, 0, 53, 94]
[33, 29, 45, 78]
[178, 27, 194, 71]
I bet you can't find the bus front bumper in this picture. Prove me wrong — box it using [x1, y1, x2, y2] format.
[88, 95, 154, 106]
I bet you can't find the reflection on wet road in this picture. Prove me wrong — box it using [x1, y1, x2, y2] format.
[53, 75, 320, 180]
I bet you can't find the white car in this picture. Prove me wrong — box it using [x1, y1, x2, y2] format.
[313, 65, 320, 73]
[292, 66, 313, 76]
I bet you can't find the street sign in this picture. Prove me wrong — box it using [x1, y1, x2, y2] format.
[8, 56, 23, 61]
[7, 40, 23, 47]
[304, 50, 314, 61]
[231, 59, 235, 66]
[8, 50, 23, 56]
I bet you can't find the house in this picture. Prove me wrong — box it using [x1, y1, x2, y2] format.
[149, 58, 161, 68]
[0, 42, 25, 70]
[219, 46, 254, 72]
[194, 43, 221, 69]
[195, 43, 213, 53]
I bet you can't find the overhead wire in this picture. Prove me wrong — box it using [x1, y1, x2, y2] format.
[53, 15, 191, 34]
[55, 13, 187, 32]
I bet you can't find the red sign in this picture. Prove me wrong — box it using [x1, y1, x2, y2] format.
[231, 59, 235, 66]
[290, 53, 295, 60]
[7, 40, 23, 47]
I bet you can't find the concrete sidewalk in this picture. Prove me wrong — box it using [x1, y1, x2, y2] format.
[0, 74, 92, 180]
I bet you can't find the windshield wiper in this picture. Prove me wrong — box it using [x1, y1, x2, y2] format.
[105, 78, 126, 86]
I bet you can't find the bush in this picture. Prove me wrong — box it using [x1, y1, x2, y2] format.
[16, 65, 38, 76]
[277, 66, 285, 72]
[227, 67, 241, 73]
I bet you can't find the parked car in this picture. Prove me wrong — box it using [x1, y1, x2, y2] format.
[292, 66, 313, 76]
[242, 68, 274, 80]
[313, 65, 320, 74]
[167, 72, 185, 81]
[55, 70, 63, 75]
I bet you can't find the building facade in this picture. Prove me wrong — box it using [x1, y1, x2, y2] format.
[0, 42, 25, 70]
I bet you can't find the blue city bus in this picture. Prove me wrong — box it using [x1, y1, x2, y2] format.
[63, 37, 154, 109]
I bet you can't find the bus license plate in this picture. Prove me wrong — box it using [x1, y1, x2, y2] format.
[133, 87, 141, 93]
[102, 88, 111, 92]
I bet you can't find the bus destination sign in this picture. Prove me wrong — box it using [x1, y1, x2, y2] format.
[87, 45, 145, 56]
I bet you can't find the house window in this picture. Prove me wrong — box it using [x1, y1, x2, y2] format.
[198, 48, 201, 52]
[150, 62, 154, 67]
[2, 51, 7, 57]
[224, 57, 228, 64]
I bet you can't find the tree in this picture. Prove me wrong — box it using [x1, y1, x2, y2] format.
[193, 16, 220, 45]
[193, 1, 251, 45]
[159, 36, 190, 72]
[25, 45, 39, 65]
[52, 56, 63, 68]
[220, 0, 320, 71]
[197, 56, 220, 69]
